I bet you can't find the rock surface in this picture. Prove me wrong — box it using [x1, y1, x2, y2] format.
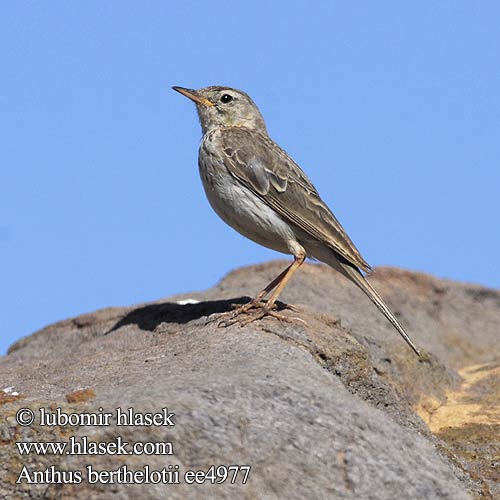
[1, 261, 498, 499]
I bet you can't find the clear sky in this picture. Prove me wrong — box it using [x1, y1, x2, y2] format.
[1, 2, 499, 354]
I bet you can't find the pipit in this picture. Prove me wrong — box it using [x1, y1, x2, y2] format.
[173, 85, 421, 357]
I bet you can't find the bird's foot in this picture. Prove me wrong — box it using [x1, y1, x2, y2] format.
[216, 300, 305, 328]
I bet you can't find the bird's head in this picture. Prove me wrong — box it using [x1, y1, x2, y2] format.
[173, 85, 267, 135]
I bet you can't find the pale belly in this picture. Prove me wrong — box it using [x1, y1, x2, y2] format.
[198, 155, 297, 256]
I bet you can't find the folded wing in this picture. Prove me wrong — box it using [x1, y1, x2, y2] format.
[221, 127, 371, 273]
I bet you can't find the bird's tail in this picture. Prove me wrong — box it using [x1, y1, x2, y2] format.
[339, 261, 421, 357]
[313, 246, 421, 357]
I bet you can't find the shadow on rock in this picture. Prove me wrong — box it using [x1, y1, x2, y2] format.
[107, 297, 294, 334]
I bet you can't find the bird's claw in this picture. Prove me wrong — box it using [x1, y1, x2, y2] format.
[216, 301, 305, 328]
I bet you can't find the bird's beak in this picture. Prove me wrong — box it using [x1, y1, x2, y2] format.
[172, 86, 214, 107]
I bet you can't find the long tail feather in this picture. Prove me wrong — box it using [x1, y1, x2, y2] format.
[339, 262, 421, 357]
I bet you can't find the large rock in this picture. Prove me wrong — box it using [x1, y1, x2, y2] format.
[1, 261, 498, 499]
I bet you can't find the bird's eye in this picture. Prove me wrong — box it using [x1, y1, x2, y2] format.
[220, 94, 233, 104]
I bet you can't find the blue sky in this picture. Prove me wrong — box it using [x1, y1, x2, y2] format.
[1, 2, 499, 354]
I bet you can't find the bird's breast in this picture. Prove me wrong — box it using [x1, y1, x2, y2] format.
[197, 135, 298, 255]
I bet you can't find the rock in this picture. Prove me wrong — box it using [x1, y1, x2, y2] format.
[1, 261, 498, 499]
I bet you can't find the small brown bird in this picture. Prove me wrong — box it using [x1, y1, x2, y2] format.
[173, 85, 421, 357]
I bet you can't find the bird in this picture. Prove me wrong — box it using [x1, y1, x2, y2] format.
[173, 85, 421, 357]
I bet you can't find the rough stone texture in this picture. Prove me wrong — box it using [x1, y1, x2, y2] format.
[1, 261, 498, 499]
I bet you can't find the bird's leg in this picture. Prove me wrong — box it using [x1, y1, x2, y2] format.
[219, 252, 306, 327]
[230, 262, 295, 314]
[205, 263, 292, 326]
[262, 252, 305, 310]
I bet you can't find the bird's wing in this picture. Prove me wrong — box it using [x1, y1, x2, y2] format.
[220, 127, 371, 272]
